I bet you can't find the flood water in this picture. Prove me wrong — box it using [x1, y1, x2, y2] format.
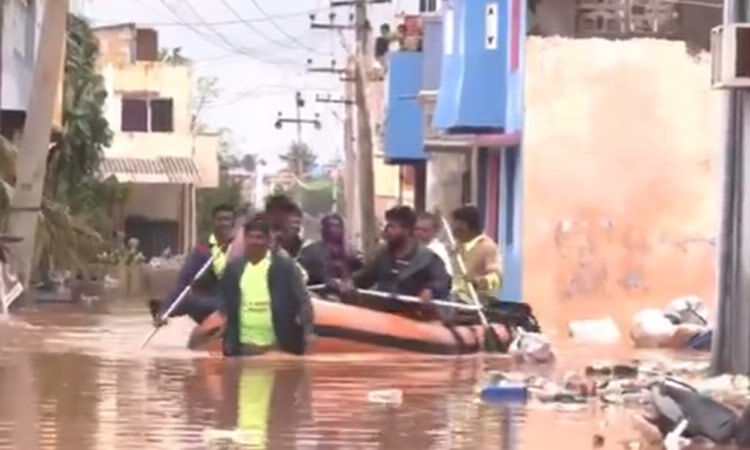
[0, 300, 706, 449]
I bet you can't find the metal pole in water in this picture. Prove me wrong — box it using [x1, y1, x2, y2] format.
[712, 0, 750, 374]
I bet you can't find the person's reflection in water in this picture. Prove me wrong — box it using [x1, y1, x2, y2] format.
[216, 361, 312, 448]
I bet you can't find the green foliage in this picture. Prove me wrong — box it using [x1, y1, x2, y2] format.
[191, 76, 220, 133]
[0, 137, 16, 221]
[53, 15, 113, 207]
[1, 15, 124, 272]
[196, 175, 242, 239]
[280, 142, 317, 177]
[241, 153, 256, 172]
[0, 137, 103, 270]
[299, 178, 335, 216]
[196, 131, 242, 238]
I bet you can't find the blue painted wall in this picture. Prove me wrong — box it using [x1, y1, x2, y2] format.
[426, 0, 526, 301]
[384, 51, 426, 163]
[433, 0, 523, 134]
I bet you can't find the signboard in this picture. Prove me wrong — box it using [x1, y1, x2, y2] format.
[485, 3, 498, 50]
[444, 9, 454, 55]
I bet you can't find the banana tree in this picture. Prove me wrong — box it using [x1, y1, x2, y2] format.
[0, 136, 102, 273]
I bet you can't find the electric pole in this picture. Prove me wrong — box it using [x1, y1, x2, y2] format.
[309, 0, 386, 253]
[274, 91, 322, 178]
[4, 0, 68, 294]
[352, 0, 378, 256]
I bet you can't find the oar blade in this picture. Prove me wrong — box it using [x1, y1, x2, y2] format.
[483, 325, 506, 353]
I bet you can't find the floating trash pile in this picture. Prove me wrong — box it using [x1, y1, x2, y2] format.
[478, 359, 750, 448]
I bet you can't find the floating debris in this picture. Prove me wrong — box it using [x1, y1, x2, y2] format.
[568, 317, 621, 344]
[367, 389, 403, 406]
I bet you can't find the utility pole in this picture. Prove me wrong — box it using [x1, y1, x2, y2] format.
[712, 0, 750, 375]
[343, 58, 361, 249]
[352, 0, 378, 256]
[274, 91, 322, 178]
[4, 0, 68, 291]
[310, 0, 385, 253]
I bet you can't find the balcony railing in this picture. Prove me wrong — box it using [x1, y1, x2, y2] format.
[576, 0, 679, 37]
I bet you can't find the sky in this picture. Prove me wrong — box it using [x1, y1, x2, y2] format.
[80, 0, 421, 172]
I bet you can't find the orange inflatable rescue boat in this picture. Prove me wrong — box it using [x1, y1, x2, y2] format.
[173, 292, 540, 355]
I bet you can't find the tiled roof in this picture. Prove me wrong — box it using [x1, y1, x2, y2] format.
[99, 156, 201, 184]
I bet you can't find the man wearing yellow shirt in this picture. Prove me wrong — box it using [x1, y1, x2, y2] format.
[219, 214, 313, 357]
[450, 205, 503, 303]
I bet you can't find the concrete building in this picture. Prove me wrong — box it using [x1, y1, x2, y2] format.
[93, 24, 219, 257]
[0, 0, 49, 139]
[531, 0, 722, 50]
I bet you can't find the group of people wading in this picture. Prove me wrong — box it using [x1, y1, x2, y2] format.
[154, 194, 504, 357]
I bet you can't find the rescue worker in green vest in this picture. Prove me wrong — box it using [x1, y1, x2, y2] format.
[218, 214, 313, 357]
[155, 203, 236, 325]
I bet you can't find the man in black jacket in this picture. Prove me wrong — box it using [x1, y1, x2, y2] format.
[155, 203, 236, 325]
[297, 213, 362, 287]
[219, 214, 313, 357]
[350, 206, 451, 302]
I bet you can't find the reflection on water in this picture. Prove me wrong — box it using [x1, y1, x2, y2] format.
[0, 303, 666, 449]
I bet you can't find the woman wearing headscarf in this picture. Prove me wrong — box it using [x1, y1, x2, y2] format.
[297, 214, 362, 288]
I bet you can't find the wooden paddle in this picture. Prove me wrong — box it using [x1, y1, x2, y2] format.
[139, 255, 215, 349]
[436, 211, 505, 352]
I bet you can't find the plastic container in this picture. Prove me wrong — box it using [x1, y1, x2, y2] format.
[480, 380, 528, 404]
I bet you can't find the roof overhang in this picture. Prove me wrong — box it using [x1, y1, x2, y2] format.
[99, 156, 202, 184]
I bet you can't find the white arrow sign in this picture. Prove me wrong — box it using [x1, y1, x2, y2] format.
[485, 3, 498, 50]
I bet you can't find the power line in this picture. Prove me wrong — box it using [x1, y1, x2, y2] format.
[206, 84, 340, 109]
[248, 0, 323, 54]
[92, 7, 329, 27]
[218, 0, 323, 53]
[156, 0, 302, 68]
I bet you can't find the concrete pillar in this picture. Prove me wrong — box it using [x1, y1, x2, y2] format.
[426, 150, 467, 214]
[712, 0, 750, 375]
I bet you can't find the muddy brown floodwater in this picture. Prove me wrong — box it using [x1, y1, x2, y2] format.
[0, 300, 707, 450]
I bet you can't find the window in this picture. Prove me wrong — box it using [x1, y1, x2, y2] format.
[120, 97, 174, 133]
[150, 99, 174, 132]
[121, 98, 148, 132]
[419, 0, 440, 12]
[12, 0, 36, 60]
[135, 29, 158, 62]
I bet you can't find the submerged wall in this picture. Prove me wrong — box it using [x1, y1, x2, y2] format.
[523, 37, 721, 331]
